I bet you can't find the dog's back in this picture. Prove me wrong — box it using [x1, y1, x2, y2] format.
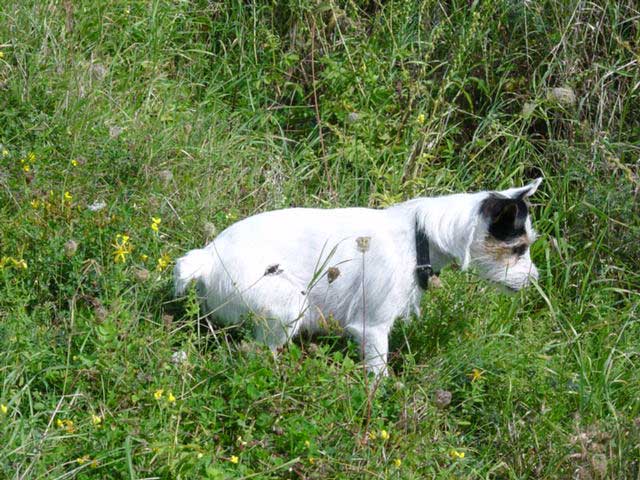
[174, 206, 418, 335]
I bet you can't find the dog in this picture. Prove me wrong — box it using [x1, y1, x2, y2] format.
[175, 178, 541, 376]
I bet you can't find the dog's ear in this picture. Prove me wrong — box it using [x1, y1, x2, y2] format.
[481, 195, 527, 240]
[499, 177, 543, 200]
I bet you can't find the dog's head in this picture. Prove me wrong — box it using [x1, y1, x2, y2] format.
[469, 178, 542, 291]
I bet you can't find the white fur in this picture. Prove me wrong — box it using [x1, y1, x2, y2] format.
[175, 179, 541, 376]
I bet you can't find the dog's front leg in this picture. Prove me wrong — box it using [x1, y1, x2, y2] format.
[345, 325, 390, 377]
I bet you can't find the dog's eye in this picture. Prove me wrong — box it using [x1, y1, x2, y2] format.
[512, 245, 527, 256]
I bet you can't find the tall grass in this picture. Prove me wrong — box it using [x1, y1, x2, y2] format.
[0, 0, 638, 477]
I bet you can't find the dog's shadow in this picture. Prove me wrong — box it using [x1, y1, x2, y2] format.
[163, 275, 476, 374]
[165, 293, 369, 371]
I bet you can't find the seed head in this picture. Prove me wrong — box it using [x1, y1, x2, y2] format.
[158, 169, 173, 185]
[434, 389, 452, 409]
[203, 221, 217, 239]
[109, 125, 123, 139]
[327, 266, 340, 283]
[64, 240, 78, 257]
[356, 236, 370, 253]
[429, 275, 442, 289]
[132, 267, 150, 282]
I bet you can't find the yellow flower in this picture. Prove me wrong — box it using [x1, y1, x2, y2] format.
[153, 389, 164, 400]
[229, 455, 239, 464]
[167, 392, 176, 403]
[367, 431, 377, 441]
[112, 234, 132, 263]
[57, 418, 75, 433]
[0, 51, 4, 59]
[1, 149, 8, 157]
[450, 449, 465, 459]
[91, 414, 102, 425]
[308, 456, 315, 465]
[22, 164, 30, 172]
[379, 429, 390, 441]
[113, 247, 130, 263]
[151, 217, 161, 232]
[304, 440, 310, 448]
[64, 191, 73, 202]
[417, 113, 425, 125]
[71, 159, 78, 167]
[140, 254, 148, 261]
[1, 404, 7, 414]
[30, 199, 40, 209]
[76, 455, 90, 465]
[470, 368, 483, 382]
[156, 253, 171, 271]
[393, 458, 402, 467]
[10, 258, 27, 269]
[28, 152, 36, 163]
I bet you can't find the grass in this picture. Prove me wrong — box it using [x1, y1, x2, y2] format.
[0, 0, 639, 478]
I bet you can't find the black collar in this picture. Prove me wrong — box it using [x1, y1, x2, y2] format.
[415, 218, 437, 289]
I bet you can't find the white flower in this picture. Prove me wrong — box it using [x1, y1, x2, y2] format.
[547, 87, 576, 107]
[88, 200, 107, 212]
[171, 350, 187, 365]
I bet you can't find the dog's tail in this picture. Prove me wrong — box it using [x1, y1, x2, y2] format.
[174, 248, 215, 297]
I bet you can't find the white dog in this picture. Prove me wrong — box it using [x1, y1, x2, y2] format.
[175, 178, 542, 376]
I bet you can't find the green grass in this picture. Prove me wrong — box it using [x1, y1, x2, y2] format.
[1, 0, 639, 478]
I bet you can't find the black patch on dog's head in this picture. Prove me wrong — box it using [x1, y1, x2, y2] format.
[480, 194, 528, 241]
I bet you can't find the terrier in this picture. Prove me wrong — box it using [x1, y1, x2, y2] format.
[175, 178, 542, 376]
